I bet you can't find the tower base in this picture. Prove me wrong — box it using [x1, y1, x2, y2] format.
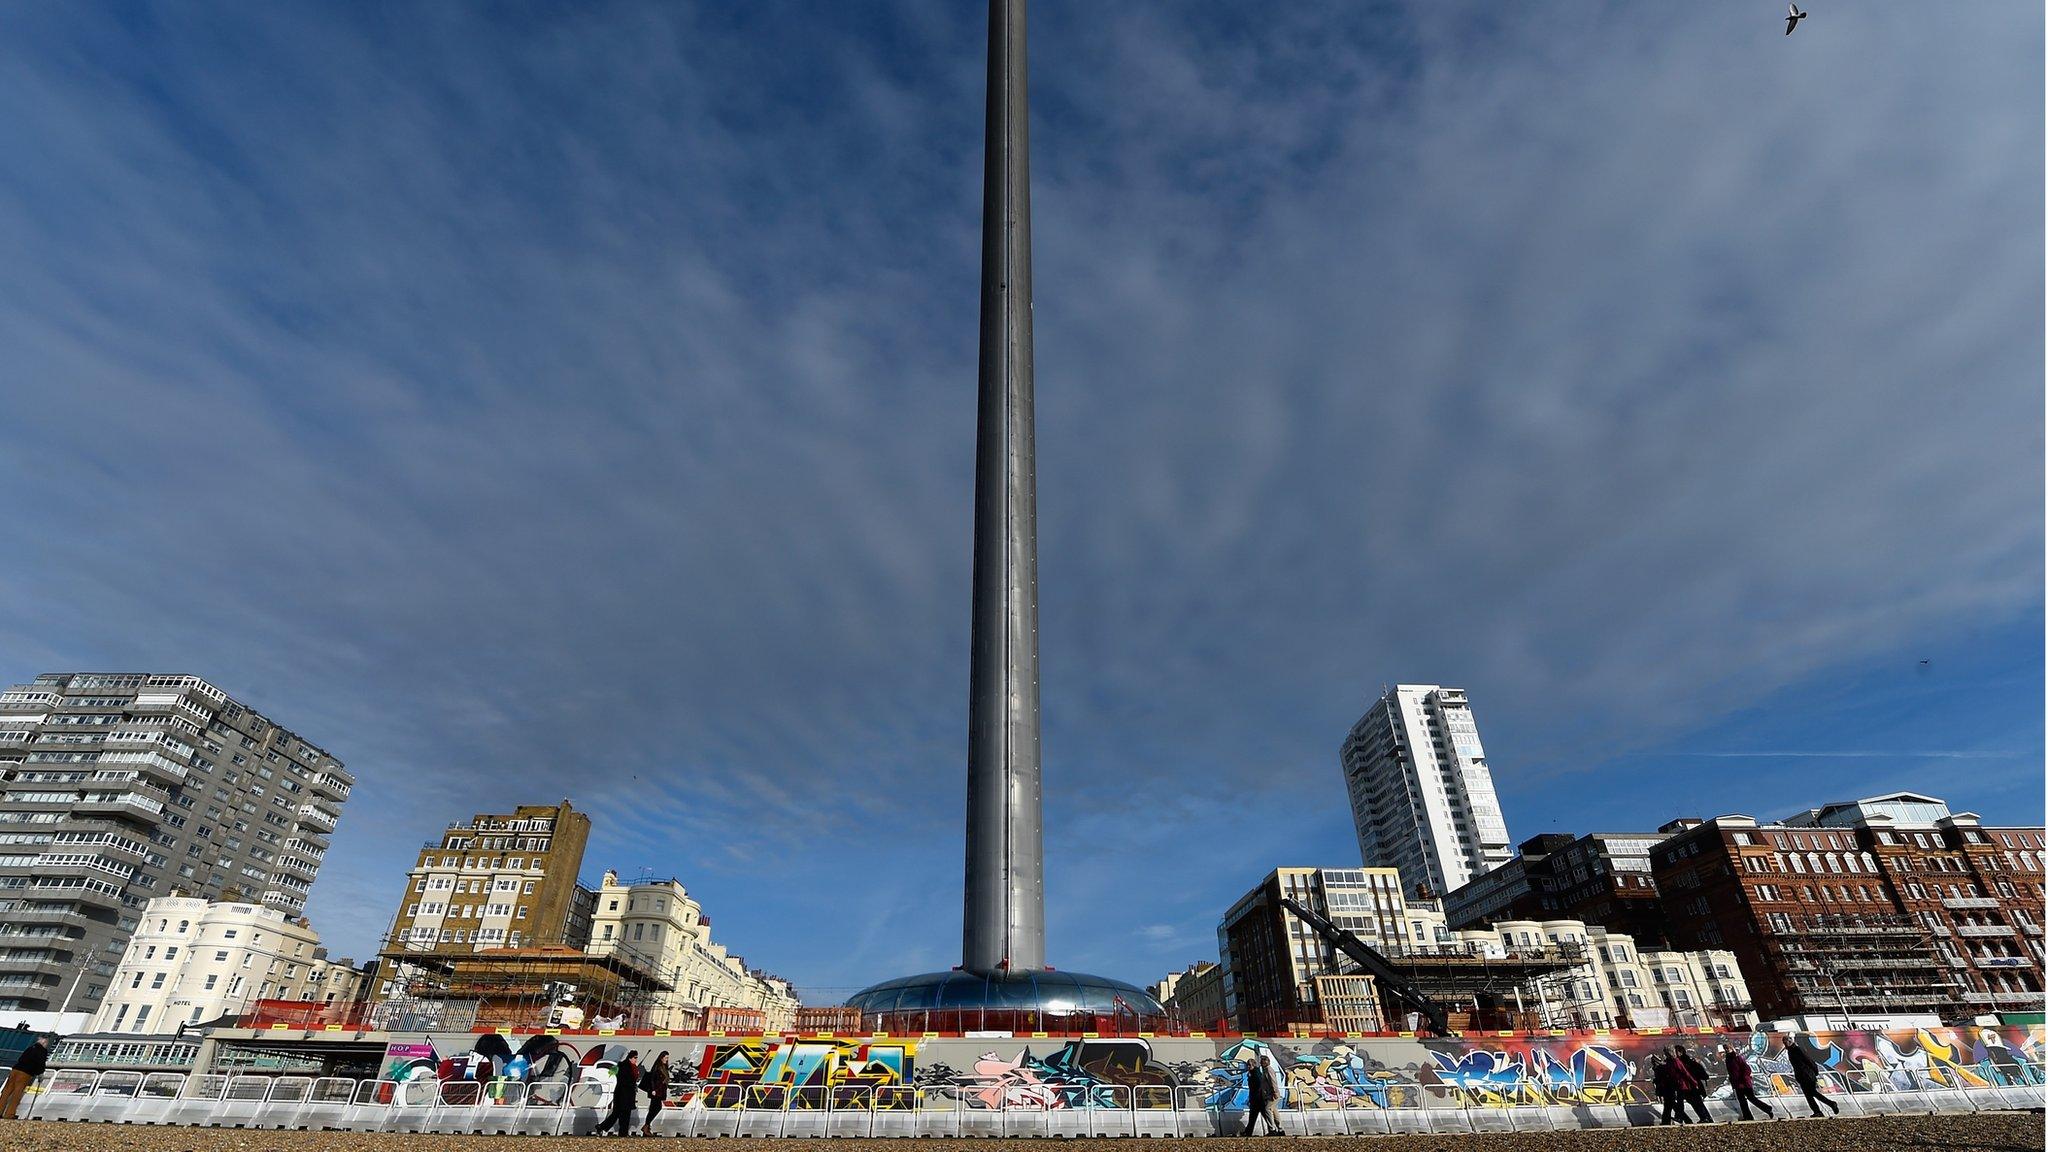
[846, 969, 1167, 1034]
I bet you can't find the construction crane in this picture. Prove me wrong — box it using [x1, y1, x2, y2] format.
[1278, 897, 1452, 1037]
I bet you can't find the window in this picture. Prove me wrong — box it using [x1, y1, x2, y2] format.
[134, 1005, 151, 1026]
[150, 973, 165, 989]
[215, 951, 228, 962]
[204, 975, 218, 990]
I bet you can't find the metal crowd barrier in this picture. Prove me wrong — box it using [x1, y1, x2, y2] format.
[17, 1066, 2044, 1136]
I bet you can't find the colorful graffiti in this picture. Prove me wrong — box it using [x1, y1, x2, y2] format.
[1422, 1037, 1645, 1105]
[362, 1023, 2044, 1112]
[917, 1038, 1177, 1109]
[697, 1038, 915, 1109]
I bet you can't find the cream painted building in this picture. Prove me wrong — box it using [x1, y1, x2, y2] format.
[585, 871, 797, 1032]
[1441, 917, 1752, 1029]
[87, 896, 362, 1034]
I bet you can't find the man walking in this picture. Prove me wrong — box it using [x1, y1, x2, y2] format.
[1673, 1044, 1714, 1123]
[1651, 1055, 1682, 1125]
[1783, 1041, 1839, 1118]
[0, 1031, 48, 1120]
[591, 1050, 640, 1136]
[1241, 1054, 1283, 1135]
[1721, 1044, 1774, 1121]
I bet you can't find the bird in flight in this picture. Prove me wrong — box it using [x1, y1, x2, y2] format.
[1786, 4, 1808, 35]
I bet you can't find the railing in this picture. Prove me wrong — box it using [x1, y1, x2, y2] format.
[14, 1065, 2042, 1136]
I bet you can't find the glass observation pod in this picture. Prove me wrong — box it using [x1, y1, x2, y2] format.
[845, 969, 1169, 1034]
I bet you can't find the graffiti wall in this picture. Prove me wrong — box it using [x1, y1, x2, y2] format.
[362, 1023, 2045, 1110]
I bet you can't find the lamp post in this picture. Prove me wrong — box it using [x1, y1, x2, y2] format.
[1813, 956, 1851, 1031]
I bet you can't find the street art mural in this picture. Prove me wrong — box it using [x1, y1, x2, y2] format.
[913, 1038, 1178, 1109]
[1419, 1035, 1652, 1105]
[696, 1037, 915, 1109]
[361, 1024, 2043, 1113]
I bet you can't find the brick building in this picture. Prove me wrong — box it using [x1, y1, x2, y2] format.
[1443, 831, 1671, 946]
[1651, 792, 2043, 1022]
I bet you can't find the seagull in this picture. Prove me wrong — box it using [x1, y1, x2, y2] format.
[1786, 4, 1807, 35]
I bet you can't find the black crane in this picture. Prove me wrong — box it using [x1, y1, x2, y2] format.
[1278, 897, 1452, 1037]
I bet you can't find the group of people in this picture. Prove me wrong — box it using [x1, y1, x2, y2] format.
[1651, 1040, 1840, 1124]
[589, 1050, 673, 1137]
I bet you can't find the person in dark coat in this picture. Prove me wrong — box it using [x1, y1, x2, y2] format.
[0, 1032, 48, 1120]
[1673, 1044, 1713, 1123]
[639, 1052, 671, 1137]
[1240, 1054, 1283, 1135]
[1783, 1041, 1838, 1117]
[592, 1050, 640, 1136]
[1721, 1044, 1774, 1120]
[1651, 1054, 1687, 1125]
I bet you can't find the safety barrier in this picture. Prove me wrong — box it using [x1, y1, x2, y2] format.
[17, 1067, 2043, 1136]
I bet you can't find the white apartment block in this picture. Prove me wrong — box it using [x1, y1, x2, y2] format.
[1340, 685, 1512, 898]
[86, 896, 363, 1034]
[0, 673, 351, 1015]
[586, 871, 797, 1032]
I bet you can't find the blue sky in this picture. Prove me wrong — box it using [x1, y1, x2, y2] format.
[0, 1, 2039, 1003]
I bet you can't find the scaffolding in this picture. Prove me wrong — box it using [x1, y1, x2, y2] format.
[375, 927, 672, 1033]
[1768, 911, 1966, 1021]
[373, 922, 797, 1033]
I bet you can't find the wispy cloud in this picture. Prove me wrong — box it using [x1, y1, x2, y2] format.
[0, 0, 2036, 993]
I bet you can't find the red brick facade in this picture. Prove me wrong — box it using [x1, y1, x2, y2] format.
[1650, 795, 2043, 1022]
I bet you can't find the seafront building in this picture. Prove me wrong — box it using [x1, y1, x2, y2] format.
[1653, 791, 2045, 1022]
[1443, 830, 1671, 946]
[1339, 686, 1512, 899]
[378, 800, 594, 965]
[85, 895, 363, 1033]
[1214, 865, 1752, 1032]
[372, 803, 794, 1031]
[0, 672, 351, 1017]
[585, 870, 798, 1032]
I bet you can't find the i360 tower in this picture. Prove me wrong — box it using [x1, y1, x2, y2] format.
[847, 0, 1163, 1030]
[961, 0, 1044, 978]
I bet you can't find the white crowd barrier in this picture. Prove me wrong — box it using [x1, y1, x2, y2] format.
[15, 1066, 2043, 1136]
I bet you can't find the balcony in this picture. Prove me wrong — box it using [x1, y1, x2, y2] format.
[312, 774, 351, 801]
[1, 907, 91, 927]
[0, 731, 28, 746]
[32, 883, 121, 910]
[0, 691, 60, 712]
[1943, 896, 2001, 910]
[277, 855, 317, 880]
[1956, 924, 2015, 938]
[297, 805, 338, 832]
[129, 694, 211, 726]
[73, 792, 166, 819]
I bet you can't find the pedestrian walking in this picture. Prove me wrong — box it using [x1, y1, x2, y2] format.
[1651, 1054, 1687, 1125]
[1783, 1041, 1839, 1118]
[1241, 1054, 1284, 1135]
[0, 1031, 48, 1120]
[1721, 1044, 1775, 1121]
[1673, 1044, 1714, 1123]
[592, 1050, 640, 1136]
[639, 1052, 671, 1137]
